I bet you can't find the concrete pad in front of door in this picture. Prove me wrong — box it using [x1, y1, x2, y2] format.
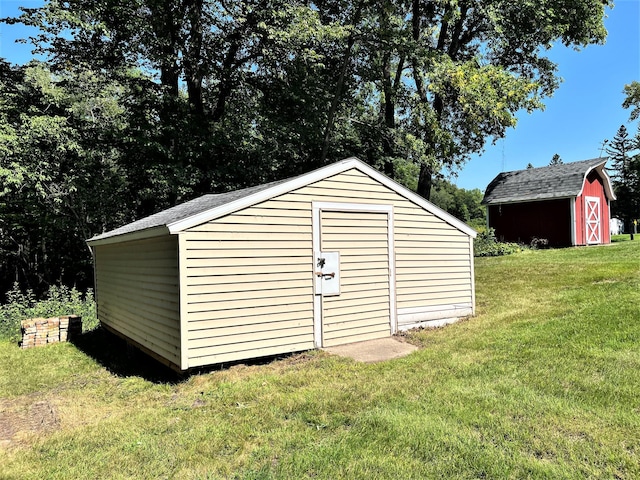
[322, 337, 419, 363]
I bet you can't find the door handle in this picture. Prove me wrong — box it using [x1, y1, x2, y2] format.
[315, 271, 335, 278]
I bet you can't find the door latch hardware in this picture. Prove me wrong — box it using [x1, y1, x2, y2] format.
[315, 271, 335, 279]
[314, 251, 340, 296]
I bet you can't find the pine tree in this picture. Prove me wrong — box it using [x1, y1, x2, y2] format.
[607, 125, 633, 183]
[549, 153, 563, 166]
[607, 125, 640, 233]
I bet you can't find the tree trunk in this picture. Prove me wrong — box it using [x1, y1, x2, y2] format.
[150, 0, 181, 98]
[211, 3, 264, 123]
[160, 67, 179, 98]
[381, 51, 395, 130]
[417, 163, 433, 200]
[381, 50, 395, 178]
[211, 36, 241, 122]
[320, 2, 364, 164]
[184, 0, 204, 116]
[410, 0, 428, 103]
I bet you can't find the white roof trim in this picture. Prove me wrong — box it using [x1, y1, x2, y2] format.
[354, 161, 478, 238]
[87, 225, 169, 247]
[577, 161, 616, 200]
[601, 167, 616, 200]
[167, 157, 477, 238]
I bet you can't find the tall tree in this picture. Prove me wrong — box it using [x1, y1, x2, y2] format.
[0, 0, 613, 294]
[607, 126, 633, 181]
[606, 124, 639, 234]
[313, 0, 612, 198]
[6, 0, 612, 200]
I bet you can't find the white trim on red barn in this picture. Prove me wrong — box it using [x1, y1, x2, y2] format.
[570, 197, 577, 246]
[585, 196, 602, 244]
[576, 162, 617, 200]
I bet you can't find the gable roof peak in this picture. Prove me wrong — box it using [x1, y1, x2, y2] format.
[482, 157, 614, 205]
[88, 157, 477, 246]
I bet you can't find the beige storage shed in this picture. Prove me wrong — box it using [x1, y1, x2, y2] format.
[87, 158, 477, 371]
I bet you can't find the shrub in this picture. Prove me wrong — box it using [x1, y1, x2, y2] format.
[530, 237, 549, 249]
[0, 283, 97, 342]
[467, 218, 487, 234]
[474, 228, 527, 257]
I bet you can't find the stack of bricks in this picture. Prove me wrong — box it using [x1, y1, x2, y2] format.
[20, 315, 82, 349]
[59, 315, 82, 342]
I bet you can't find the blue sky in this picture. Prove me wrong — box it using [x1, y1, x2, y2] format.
[1, 0, 639, 191]
[457, 0, 640, 191]
[0, 1, 42, 62]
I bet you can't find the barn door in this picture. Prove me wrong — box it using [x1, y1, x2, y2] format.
[585, 196, 601, 244]
[312, 203, 396, 348]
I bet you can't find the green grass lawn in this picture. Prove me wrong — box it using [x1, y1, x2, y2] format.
[1, 242, 639, 479]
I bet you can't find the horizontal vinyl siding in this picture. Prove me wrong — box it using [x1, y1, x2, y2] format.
[181, 209, 315, 367]
[182, 168, 474, 365]
[395, 203, 473, 321]
[321, 171, 473, 322]
[94, 235, 180, 367]
[316, 169, 473, 319]
[321, 210, 391, 347]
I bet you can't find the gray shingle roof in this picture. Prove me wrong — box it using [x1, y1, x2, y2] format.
[87, 157, 479, 245]
[88, 177, 290, 242]
[482, 158, 610, 205]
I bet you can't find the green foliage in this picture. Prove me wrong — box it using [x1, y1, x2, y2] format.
[0, 0, 613, 294]
[606, 124, 640, 232]
[1, 243, 640, 477]
[0, 283, 96, 342]
[467, 217, 487, 233]
[623, 81, 640, 121]
[474, 228, 526, 257]
[429, 178, 485, 224]
[549, 153, 563, 165]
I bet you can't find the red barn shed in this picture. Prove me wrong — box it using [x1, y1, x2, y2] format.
[482, 158, 616, 247]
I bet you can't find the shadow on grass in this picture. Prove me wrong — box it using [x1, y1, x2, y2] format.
[71, 326, 308, 384]
[71, 327, 183, 384]
[611, 234, 638, 243]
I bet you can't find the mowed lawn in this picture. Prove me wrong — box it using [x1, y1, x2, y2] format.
[1, 240, 639, 479]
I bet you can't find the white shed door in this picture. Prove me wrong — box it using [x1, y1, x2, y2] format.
[585, 196, 601, 244]
[320, 209, 391, 347]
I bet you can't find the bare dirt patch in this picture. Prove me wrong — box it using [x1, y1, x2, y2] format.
[0, 395, 59, 448]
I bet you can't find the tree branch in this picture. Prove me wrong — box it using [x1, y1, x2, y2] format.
[319, 1, 364, 164]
